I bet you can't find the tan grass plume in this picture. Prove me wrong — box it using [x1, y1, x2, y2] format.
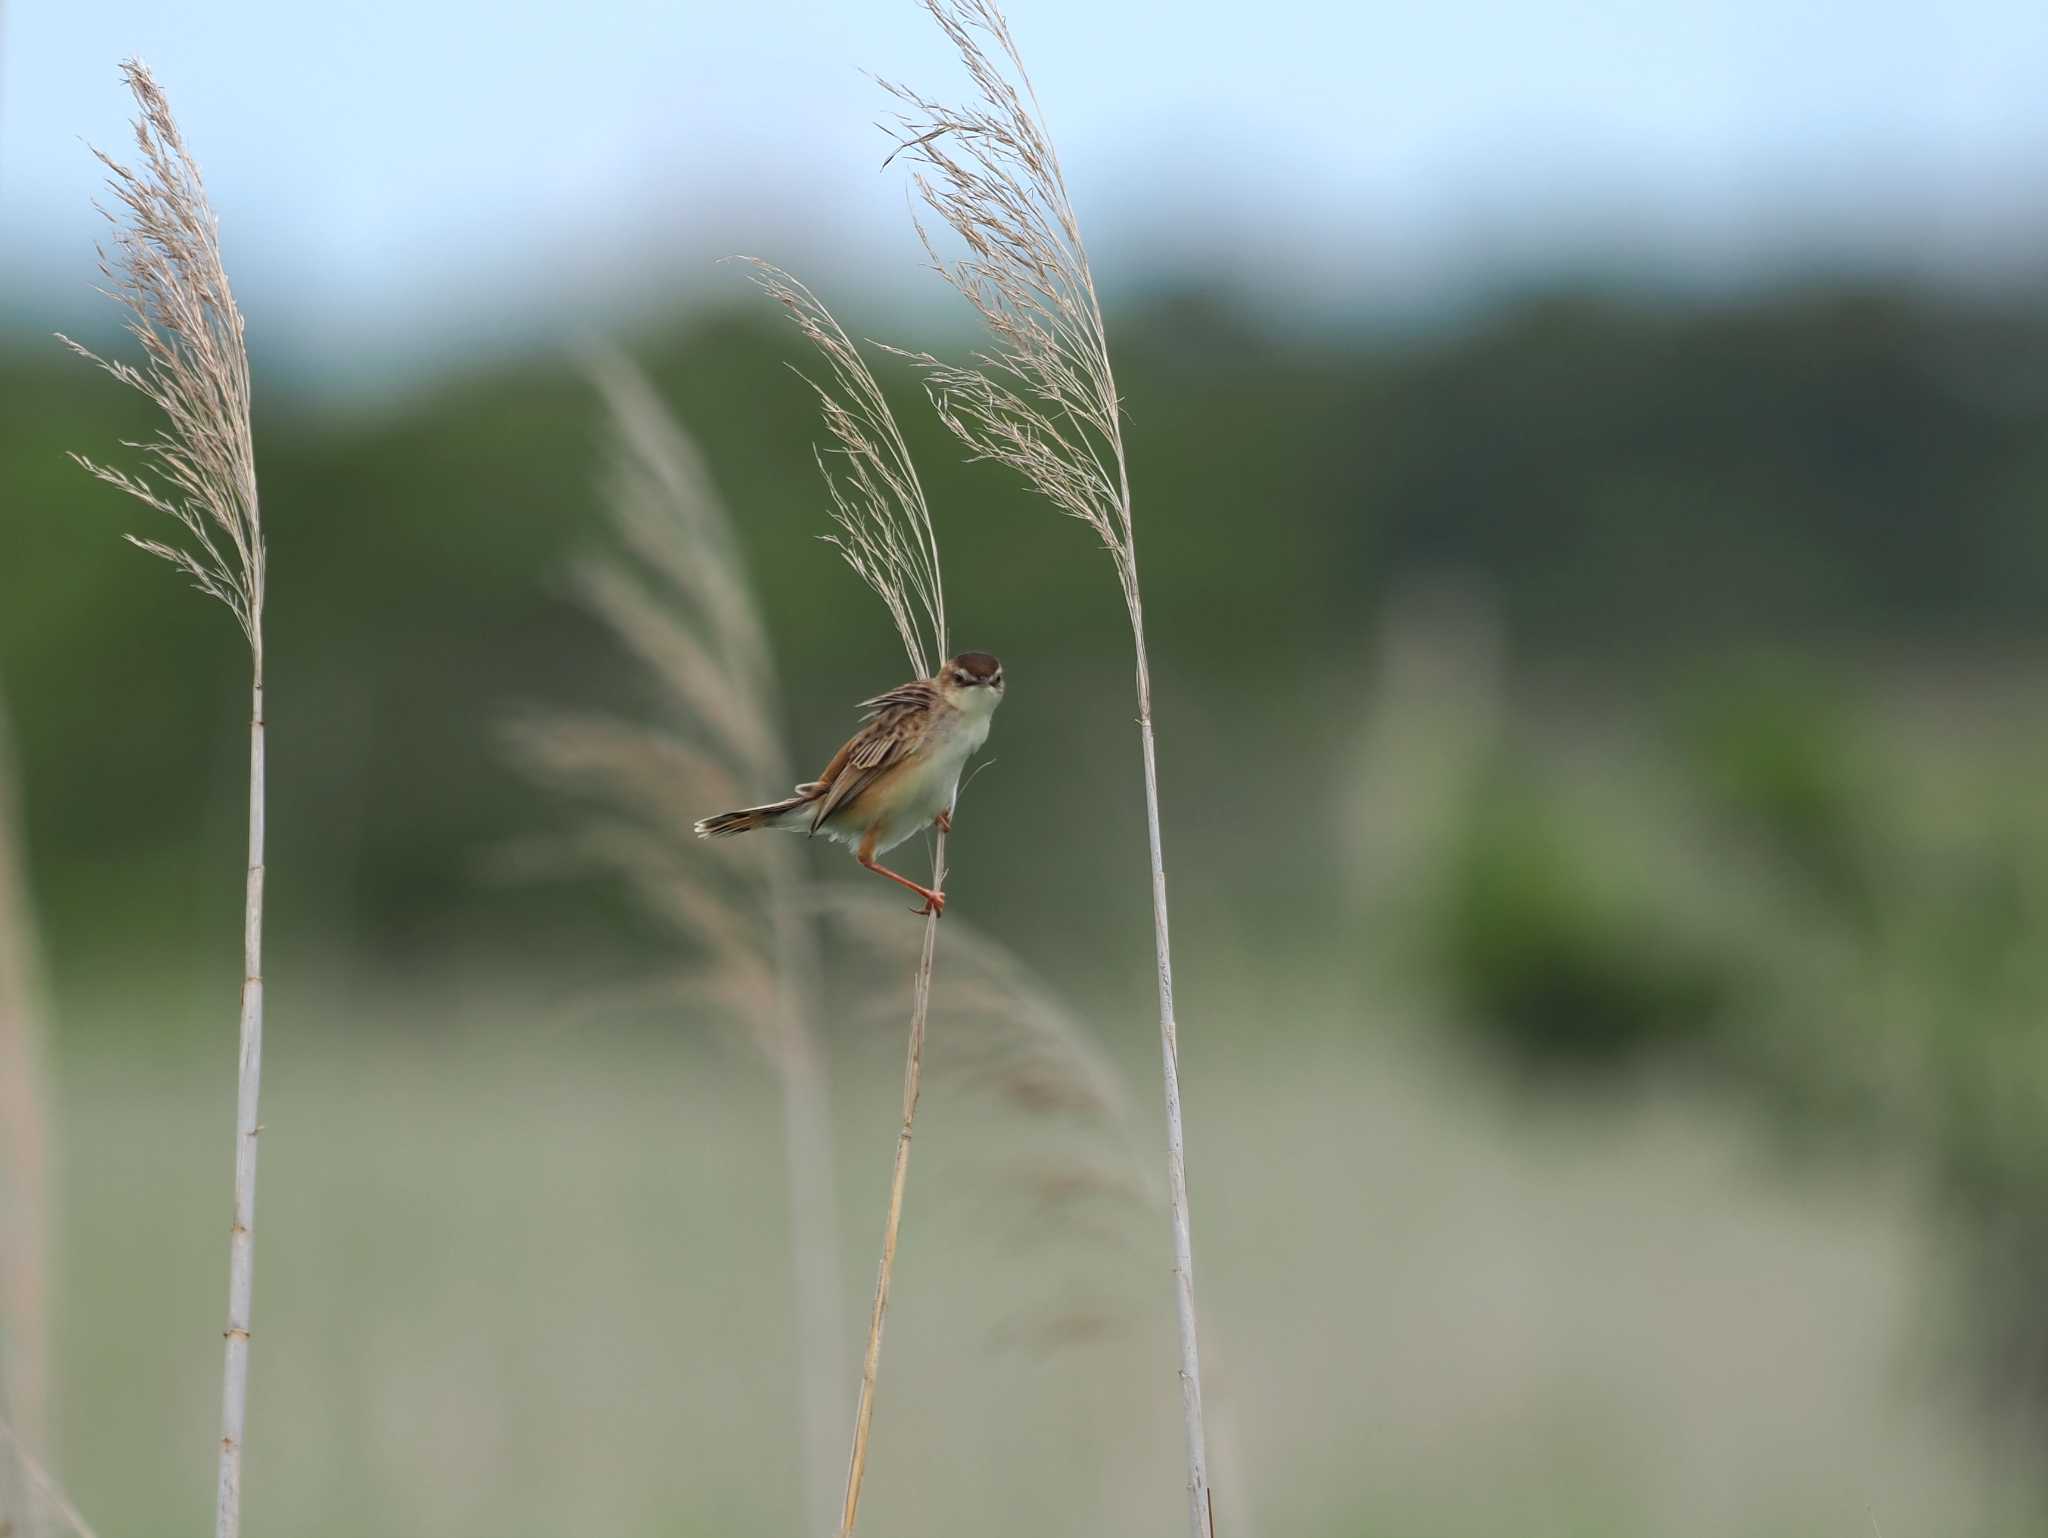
[744, 261, 946, 677]
[61, 61, 263, 650]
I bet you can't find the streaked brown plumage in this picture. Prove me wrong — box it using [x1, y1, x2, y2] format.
[696, 651, 1005, 914]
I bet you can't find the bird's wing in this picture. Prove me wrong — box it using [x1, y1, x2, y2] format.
[805, 679, 941, 832]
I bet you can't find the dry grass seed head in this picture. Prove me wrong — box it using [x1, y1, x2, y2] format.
[742, 261, 947, 677]
[875, 1, 1137, 607]
[586, 349, 780, 728]
[60, 60, 263, 655]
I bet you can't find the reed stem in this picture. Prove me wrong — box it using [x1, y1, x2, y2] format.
[216, 672, 265, 1538]
[1132, 614, 1211, 1538]
[836, 828, 946, 1538]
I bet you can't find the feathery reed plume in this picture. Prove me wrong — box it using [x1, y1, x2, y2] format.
[877, 6, 1216, 1529]
[744, 259, 948, 1538]
[743, 262, 945, 677]
[59, 61, 268, 1538]
[0, 690, 50, 1538]
[507, 351, 844, 1537]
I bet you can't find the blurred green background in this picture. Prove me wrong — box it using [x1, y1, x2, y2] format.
[8, 1, 2048, 1534]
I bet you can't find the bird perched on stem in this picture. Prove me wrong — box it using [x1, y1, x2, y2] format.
[696, 652, 1004, 914]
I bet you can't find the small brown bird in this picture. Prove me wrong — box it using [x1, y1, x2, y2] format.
[695, 651, 1005, 915]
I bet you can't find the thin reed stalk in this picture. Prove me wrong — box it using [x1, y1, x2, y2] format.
[0, 689, 50, 1538]
[744, 261, 949, 1538]
[60, 61, 268, 1538]
[878, 5, 1214, 1530]
[838, 828, 943, 1538]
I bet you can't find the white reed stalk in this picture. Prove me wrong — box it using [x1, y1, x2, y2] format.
[878, 6, 1214, 1528]
[218, 674, 263, 1536]
[61, 61, 268, 1538]
[1133, 611, 1211, 1538]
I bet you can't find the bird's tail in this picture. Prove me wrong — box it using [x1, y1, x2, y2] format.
[694, 792, 815, 838]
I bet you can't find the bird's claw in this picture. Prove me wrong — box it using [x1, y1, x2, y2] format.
[934, 809, 952, 834]
[912, 889, 947, 918]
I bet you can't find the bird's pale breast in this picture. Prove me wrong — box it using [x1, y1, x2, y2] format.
[845, 707, 988, 855]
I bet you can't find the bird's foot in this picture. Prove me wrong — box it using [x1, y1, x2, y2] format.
[913, 887, 947, 918]
[933, 808, 952, 834]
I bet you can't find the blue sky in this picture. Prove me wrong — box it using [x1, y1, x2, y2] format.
[4, 0, 2047, 373]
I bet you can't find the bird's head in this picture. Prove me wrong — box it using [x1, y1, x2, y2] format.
[939, 650, 1005, 713]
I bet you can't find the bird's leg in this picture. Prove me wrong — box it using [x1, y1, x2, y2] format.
[859, 826, 946, 915]
[859, 854, 946, 916]
[933, 808, 952, 834]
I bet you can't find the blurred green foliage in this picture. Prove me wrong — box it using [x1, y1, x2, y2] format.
[1435, 778, 1728, 1070]
[7, 281, 2048, 1008]
[1376, 630, 2048, 1429]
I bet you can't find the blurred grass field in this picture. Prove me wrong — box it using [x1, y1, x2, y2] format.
[40, 971, 2045, 1537]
